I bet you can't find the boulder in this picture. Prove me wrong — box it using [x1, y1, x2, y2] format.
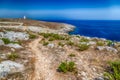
[0, 60, 24, 78]
[6, 43, 23, 49]
[96, 46, 118, 53]
[105, 46, 118, 53]
[47, 43, 55, 48]
[89, 41, 96, 45]
[0, 40, 4, 45]
[96, 46, 105, 51]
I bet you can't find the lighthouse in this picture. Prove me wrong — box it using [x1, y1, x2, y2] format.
[23, 16, 26, 19]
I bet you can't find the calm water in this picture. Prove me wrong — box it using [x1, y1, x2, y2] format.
[39, 20, 120, 41]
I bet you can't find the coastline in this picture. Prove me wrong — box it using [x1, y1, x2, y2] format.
[0, 18, 119, 42]
[0, 18, 75, 34]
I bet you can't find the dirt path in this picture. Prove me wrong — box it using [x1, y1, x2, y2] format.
[29, 37, 60, 80]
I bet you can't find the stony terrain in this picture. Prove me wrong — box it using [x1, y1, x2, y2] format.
[0, 19, 120, 80]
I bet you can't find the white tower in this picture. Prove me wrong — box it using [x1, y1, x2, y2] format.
[23, 16, 26, 19]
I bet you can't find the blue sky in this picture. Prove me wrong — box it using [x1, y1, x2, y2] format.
[0, 0, 120, 20]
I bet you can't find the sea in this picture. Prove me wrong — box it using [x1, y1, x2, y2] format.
[38, 20, 120, 41]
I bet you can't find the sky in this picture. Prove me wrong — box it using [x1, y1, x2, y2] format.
[0, 0, 120, 20]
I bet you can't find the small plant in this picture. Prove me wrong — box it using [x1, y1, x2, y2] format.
[29, 34, 36, 39]
[11, 41, 21, 45]
[78, 43, 89, 51]
[7, 53, 19, 61]
[69, 53, 75, 57]
[42, 33, 50, 38]
[97, 41, 104, 46]
[2, 38, 11, 44]
[1, 38, 21, 44]
[67, 41, 74, 46]
[104, 60, 120, 80]
[58, 61, 76, 73]
[48, 37, 55, 41]
[80, 38, 89, 42]
[43, 41, 49, 46]
[58, 42, 64, 47]
[106, 40, 113, 46]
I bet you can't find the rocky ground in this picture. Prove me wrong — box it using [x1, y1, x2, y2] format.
[0, 19, 120, 80]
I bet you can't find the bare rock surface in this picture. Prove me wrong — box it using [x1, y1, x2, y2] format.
[0, 31, 29, 41]
[96, 46, 118, 53]
[0, 40, 4, 45]
[0, 60, 24, 78]
[6, 43, 23, 49]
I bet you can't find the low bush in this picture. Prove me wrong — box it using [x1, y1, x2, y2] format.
[7, 53, 19, 61]
[97, 41, 104, 46]
[58, 42, 64, 47]
[1, 38, 21, 44]
[80, 38, 89, 42]
[58, 61, 76, 73]
[40, 33, 66, 40]
[48, 37, 55, 41]
[67, 41, 74, 46]
[104, 60, 120, 80]
[78, 43, 89, 51]
[69, 53, 76, 57]
[106, 40, 113, 46]
[29, 34, 37, 39]
[43, 41, 49, 46]
[2, 38, 11, 44]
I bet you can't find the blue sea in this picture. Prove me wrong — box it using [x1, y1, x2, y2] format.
[38, 20, 120, 41]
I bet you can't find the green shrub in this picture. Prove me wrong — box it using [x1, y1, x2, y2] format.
[106, 40, 113, 46]
[69, 53, 76, 57]
[1, 38, 21, 44]
[40, 33, 65, 40]
[80, 38, 89, 42]
[97, 41, 104, 46]
[29, 34, 36, 39]
[10, 41, 21, 45]
[67, 41, 74, 46]
[41, 33, 50, 38]
[58, 61, 76, 73]
[2, 38, 11, 44]
[51, 34, 65, 40]
[7, 53, 19, 61]
[43, 41, 49, 46]
[104, 60, 120, 80]
[58, 42, 64, 47]
[78, 43, 89, 51]
[48, 37, 55, 41]
[68, 62, 75, 72]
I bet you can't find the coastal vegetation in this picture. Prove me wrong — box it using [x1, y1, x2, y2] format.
[104, 60, 120, 80]
[58, 61, 76, 73]
[69, 53, 76, 57]
[1, 38, 21, 44]
[66, 41, 74, 46]
[97, 41, 105, 46]
[7, 52, 19, 61]
[43, 41, 49, 46]
[29, 33, 37, 39]
[39, 33, 69, 40]
[80, 38, 89, 42]
[78, 43, 89, 51]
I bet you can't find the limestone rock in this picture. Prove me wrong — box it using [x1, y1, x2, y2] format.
[0, 40, 4, 45]
[47, 43, 55, 48]
[6, 43, 23, 49]
[0, 31, 29, 41]
[0, 60, 24, 78]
